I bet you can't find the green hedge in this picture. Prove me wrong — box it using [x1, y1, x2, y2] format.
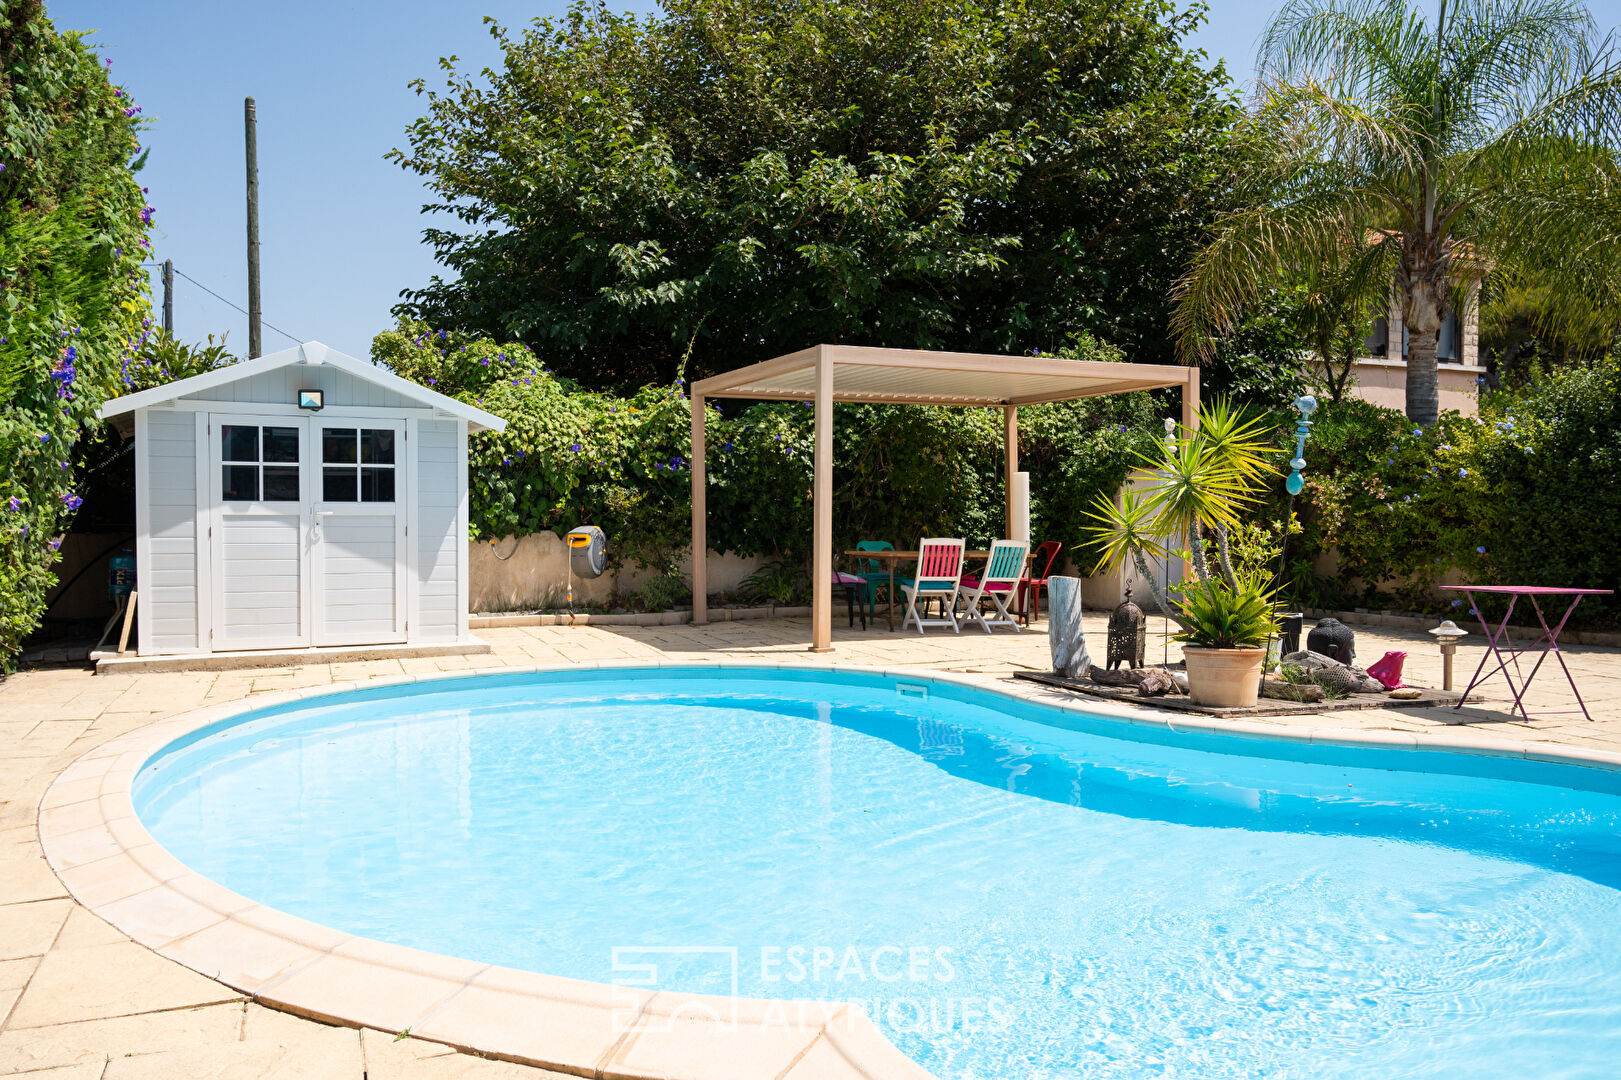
[374, 321, 1159, 587]
[1276, 362, 1621, 627]
[1, 9, 153, 668]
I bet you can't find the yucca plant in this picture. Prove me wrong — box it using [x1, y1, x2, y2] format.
[1172, 572, 1281, 650]
[1084, 398, 1280, 629]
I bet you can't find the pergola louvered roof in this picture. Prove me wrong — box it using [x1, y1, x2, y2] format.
[691, 345, 1193, 405]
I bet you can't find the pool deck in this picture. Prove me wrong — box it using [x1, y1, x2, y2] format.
[4, 615, 1621, 1078]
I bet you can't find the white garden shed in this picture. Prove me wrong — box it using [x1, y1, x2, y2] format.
[98, 341, 505, 658]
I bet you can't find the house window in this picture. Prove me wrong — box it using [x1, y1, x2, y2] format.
[1438, 311, 1460, 362]
[322, 427, 396, 502]
[1366, 316, 1389, 358]
[221, 424, 300, 502]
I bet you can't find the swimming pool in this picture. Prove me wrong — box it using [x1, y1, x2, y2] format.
[130, 666, 1621, 1079]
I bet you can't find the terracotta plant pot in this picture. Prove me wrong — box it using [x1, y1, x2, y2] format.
[1182, 646, 1267, 708]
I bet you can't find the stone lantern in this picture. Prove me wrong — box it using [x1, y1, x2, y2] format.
[1107, 587, 1147, 670]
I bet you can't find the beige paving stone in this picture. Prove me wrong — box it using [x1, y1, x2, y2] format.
[0, 1002, 243, 1072]
[0, 1062, 104, 1079]
[6, 940, 242, 1028]
[51, 908, 127, 952]
[100, 1024, 361, 1080]
[0, 900, 72, 961]
[0, 847, 69, 905]
[0, 957, 37, 993]
[361, 1028, 575, 1079]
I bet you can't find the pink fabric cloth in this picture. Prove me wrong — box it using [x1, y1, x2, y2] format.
[1367, 651, 1407, 690]
[832, 572, 867, 586]
[959, 576, 1013, 592]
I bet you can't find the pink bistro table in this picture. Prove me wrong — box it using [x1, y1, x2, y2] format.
[1439, 585, 1615, 721]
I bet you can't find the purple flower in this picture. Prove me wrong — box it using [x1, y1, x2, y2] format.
[724, 441, 734, 451]
[6, 497, 19, 512]
[427, 378, 438, 385]
[1451, 598, 1463, 607]
[48, 537, 62, 551]
[1475, 546, 1486, 554]
[1458, 468, 1469, 478]
[37, 433, 49, 443]
[139, 206, 154, 224]
[480, 358, 490, 366]
[569, 443, 582, 452]
[61, 493, 82, 511]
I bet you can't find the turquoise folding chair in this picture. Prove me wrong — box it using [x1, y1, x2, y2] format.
[957, 539, 1029, 633]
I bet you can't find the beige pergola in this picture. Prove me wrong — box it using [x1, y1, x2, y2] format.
[690, 345, 1200, 651]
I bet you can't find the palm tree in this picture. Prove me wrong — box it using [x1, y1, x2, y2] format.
[1173, 0, 1621, 425]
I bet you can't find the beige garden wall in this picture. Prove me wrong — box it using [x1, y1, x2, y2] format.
[468, 532, 768, 613]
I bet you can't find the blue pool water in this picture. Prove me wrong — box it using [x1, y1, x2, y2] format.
[134, 668, 1621, 1079]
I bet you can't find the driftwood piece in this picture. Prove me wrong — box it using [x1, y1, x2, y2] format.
[1262, 679, 1326, 703]
[1087, 665, 1179, 697]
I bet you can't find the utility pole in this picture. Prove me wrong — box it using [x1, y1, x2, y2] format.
[244, 96, 261, 358]
[161, 259, 174, 336]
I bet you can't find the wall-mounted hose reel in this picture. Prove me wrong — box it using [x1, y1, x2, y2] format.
[564, 526, 607, 621]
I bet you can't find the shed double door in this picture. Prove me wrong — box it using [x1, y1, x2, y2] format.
[208, 414, 407, 651]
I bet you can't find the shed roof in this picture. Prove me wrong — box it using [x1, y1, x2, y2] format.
[97, 341, 507, 433]
[691, 344, 1192, 405]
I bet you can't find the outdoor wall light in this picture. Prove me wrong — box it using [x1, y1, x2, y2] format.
[297, 389, 324, 411]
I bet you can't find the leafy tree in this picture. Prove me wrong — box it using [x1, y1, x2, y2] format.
[1479, 270, 1616, 388]
[1293, 238, 1393, 402]
[1172, 0, 1621, 426]
[1, 2, 153, 668]
[389, 0, 1238, 389]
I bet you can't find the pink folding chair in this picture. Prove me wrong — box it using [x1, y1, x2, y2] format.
[898, 538, 965, 634]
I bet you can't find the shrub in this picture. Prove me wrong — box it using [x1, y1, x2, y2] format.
[0, 9, 154, 668]
[1269, 364, 1621, 628]
[373, 321, 1160, 582]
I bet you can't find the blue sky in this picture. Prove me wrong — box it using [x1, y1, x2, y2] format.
[53, 0, 1621, 361]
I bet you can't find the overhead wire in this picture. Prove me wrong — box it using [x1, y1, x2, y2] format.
[141, 262, 303, 344]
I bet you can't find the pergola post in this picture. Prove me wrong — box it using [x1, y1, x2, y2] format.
[1003, 405, 1018, 537]
[811, 347, 834, 652]
[690, 391, 707, 624]
[1180, 368, 1200, 581]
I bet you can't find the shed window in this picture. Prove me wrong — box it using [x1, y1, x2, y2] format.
[221, 424, 299, 502]
[322, 428, 396, 502]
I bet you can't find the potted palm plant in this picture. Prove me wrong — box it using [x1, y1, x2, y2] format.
[1085, 399, 1284, 707]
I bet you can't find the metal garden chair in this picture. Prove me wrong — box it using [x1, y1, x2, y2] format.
[1017, 540, 1063, 626]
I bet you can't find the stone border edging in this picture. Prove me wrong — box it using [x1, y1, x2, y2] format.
[470, 605, 812, 629]
[36, 661, 1621, 1080]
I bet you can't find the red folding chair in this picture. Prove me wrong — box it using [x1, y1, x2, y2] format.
[1017, 541, 1063, 626]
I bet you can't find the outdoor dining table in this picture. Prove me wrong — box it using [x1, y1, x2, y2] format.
[1439, 584, 1614, 721]
[841, 549, 1029, 632]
